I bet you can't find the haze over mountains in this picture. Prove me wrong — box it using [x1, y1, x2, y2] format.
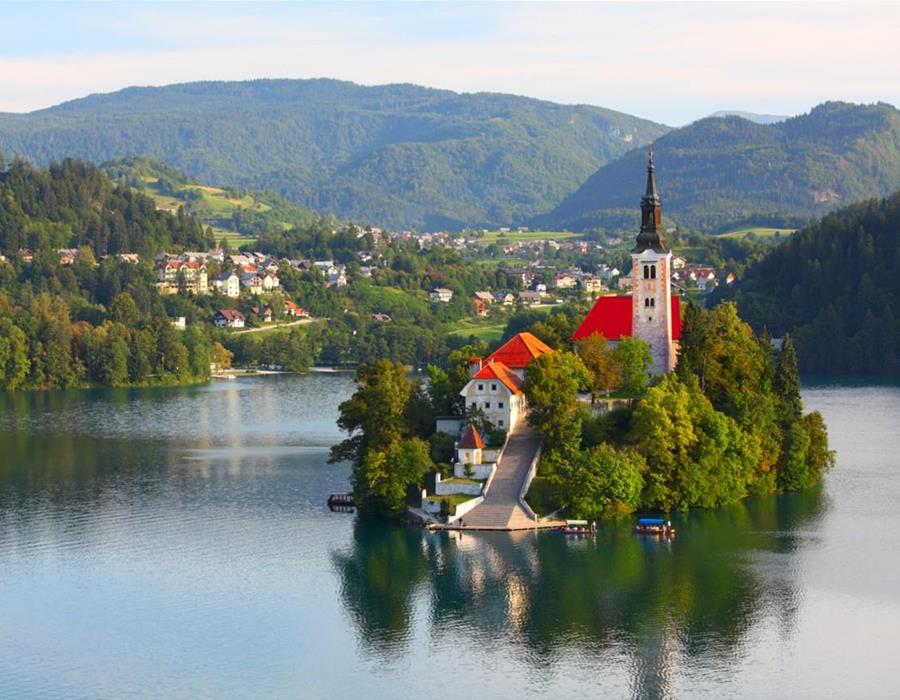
[0, 79, 898, 233]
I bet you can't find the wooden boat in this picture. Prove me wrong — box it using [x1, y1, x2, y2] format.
[327, 493, 354, 512]
[633, 517, 675, 538]
[562, 519, 596, 536]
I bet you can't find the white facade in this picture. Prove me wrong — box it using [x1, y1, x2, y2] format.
[460, 379, 524, 431]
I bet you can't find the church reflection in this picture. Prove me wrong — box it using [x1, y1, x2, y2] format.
[335, 486, 826, 699]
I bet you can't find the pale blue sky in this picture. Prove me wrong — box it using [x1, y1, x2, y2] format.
[1, 2, 898, 125]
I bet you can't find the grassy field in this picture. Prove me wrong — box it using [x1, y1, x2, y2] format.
[138, 177, 267, 246]
[479, 230, 579, 244]
[447, 319, 506, 343]
[716, 225, 797, 239]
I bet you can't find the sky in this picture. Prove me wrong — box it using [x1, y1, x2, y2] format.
[1, 1, 898, 125]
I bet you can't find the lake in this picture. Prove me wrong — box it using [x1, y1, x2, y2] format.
[1, 374, 898, 699]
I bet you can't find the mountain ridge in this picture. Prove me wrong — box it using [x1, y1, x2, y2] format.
[0, 78, 669, 230]
[537, 101, 900, 232]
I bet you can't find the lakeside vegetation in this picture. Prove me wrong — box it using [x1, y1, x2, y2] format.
[524, 303, 833, 521]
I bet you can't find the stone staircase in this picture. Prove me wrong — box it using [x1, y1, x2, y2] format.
[459, 424, 541, 529]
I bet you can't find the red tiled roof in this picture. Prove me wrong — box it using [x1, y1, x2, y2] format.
[458, 424, 485, 450]
[472, 361, 524, 395]
[484, 332, 554, 368]
[572, 295, 682, 341]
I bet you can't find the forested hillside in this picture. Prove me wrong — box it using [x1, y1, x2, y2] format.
[0, 158, 215, 389]
[0, 79, 668, 230]
[713, 191, 900, 374]
[539, 102, 900, 232]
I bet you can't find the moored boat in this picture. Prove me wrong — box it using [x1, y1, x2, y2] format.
[633, 517, 675, 538]
[562, 519, 596, 536]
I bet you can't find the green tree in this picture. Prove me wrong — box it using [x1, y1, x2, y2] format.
[612, 337, 653, 396]
[577, 333, 621, 398]
[774, 334, 802, 421]
[524, 351, 590, 454]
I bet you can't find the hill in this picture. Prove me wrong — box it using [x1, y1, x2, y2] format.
[104, 157, 328, 247]
[538, 102, 900, 232]
[0, 79, 669, 231]
[709, 110, 790, 124]
[712, 191, 900, 374]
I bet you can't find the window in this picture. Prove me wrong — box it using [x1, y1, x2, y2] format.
[477, 384, 483, 391]
[498, 401, 504, 409]
[485, 402, 491, 409]
[650, 298, 655, 307]
[644, 298, 650, 307]
[491, 383, 497, 391]
[498, 419, 504, 427]
[643, 264, 650, 279]
[650, 265, 657, 279]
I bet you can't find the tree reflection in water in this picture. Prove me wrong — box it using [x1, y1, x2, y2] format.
[335, 485, 826, 698]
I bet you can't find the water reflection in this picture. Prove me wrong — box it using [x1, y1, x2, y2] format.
[337, 486, 826, 699]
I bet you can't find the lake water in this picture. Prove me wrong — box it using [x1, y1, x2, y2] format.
[1, 374, 899, 699]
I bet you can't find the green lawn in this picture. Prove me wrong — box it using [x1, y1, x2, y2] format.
[479, 230, 579, 244]
[425, 493, 477, 513]
[716, 226, 797, 239]
[441, 477, 482, 486]
[448, 319, 506, 343]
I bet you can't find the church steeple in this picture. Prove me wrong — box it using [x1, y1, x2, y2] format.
[633, 151, 668, 254]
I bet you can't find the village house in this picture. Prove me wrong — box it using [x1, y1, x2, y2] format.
[580, 276, 605, 294]
[241, 271, 280, 295]
[474, 291, 495, 306]
[473, 298, 488, 317]
[17, 248, 33, 263]
[156, 259, 208, 295]
[553, 271, 578, 289]
[459, 332, 554, 432]
[213, 271, 241, 298]
[57, 249, 78, 265]
[372, 312, 392, 322]
[171, 316, 187, 331]
[518, 290, 543, 306]
[214, 309, 245, 329]
[573, 154, 682, 374]
[282, 299, 309, 318]
[252, 304, 274, 323]
[429, 287, 454, 302]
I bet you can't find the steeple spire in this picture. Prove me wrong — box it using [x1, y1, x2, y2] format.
[632, 150, 668, 254]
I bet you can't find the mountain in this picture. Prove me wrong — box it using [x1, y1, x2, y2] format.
[713, 191, 900, 374]
[0, 79, 669, 230]
[538, 102, 900, 232]
[709, 110, 790, 124]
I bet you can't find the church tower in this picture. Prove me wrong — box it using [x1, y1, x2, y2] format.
[631, 153, 675, 374]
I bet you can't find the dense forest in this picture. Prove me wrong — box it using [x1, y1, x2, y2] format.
[714, 192, 900, 374]
[539, 102, 900, 232]
[0, 158, 215, 389]
[0, 79, 667, 230]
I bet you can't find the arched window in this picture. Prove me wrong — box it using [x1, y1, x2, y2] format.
[650, 298, 655, 307]
[643, 265, 650, 279]
[650, 265, 657, 280]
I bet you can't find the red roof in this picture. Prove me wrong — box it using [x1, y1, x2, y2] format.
[484, 332, 554, 369]
[472, 361, 523, 395]
[458, 424, 485, 450]
[573, 295, 682, 341]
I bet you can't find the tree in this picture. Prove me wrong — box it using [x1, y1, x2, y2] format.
[577, 333, 621, 398]
[774, 334, 802, 422]
[0, 318, 30, 389]
[524, 351, 590, 454]
[612, 337, 652, 396]
[545, 443, 645, 519]
[212, 341, 233, 370]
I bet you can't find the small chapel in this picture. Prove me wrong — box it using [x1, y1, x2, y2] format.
[573, 153, 682, 374]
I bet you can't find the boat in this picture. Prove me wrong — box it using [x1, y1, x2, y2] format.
[633, 517, 675, 538]
[327, 493, 354, 512]
[562, 519, 596, 536]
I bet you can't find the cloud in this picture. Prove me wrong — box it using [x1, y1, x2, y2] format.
[0, 2, 897, 124]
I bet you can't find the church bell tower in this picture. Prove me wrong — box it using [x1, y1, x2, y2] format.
[631, 152, 675, 374]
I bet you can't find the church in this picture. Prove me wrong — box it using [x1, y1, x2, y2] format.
[573, 154, 682, 374]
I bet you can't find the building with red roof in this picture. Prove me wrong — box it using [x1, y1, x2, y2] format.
[460, 332, 554, 432]
[572, 154, 681, 374]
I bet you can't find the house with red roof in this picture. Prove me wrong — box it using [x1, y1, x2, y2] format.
[459, 332, 555, 432]
[572, 153, 682, 374]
